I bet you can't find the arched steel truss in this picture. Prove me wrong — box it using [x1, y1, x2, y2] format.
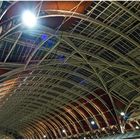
[0, 1, 140, 138]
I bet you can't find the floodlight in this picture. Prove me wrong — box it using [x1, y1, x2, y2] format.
[22, 10, 37, 28]
[136, 126, 139, 129]
[62, 129, 66, 133]
[91, 120, 95, 125]
[120, 112, 125, 116]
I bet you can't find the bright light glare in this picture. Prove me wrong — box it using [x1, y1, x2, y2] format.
[22, 10, 37, 28]
[136, 126, 139, 129]
[102, 127, 105, 131]
[120, 112, 125, 116]
[43, 135, 46, 138]
[91, 120, 95, 125]
[62, 129, 66, 133]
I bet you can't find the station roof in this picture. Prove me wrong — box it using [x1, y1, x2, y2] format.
[0, 1, 140, 138]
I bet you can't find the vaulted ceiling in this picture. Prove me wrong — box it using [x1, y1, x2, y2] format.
[0, 1, 140, 139]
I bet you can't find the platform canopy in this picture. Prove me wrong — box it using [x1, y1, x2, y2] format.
[0, 1, 140, 139]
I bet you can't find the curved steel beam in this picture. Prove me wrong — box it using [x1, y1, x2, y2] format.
[39, 10, 140, 48]
[1, 58, 139, 105]
[125, 94, 140, 115]
[63, 37, 119, 126]
[20, 119, 58, 138]
[112, 1, 140, 21]
[2, 76, 112, 130]
[15, 95, 101, 131]
[3, 87, 103, 136]
[2, 37, 139, 74]
[4, 32, 22, 63]
[24, 35, 55, 69]
[0, 10, 140, 71]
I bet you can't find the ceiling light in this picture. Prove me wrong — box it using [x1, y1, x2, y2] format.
[62, 129, 66, 133]
[91, 120, 95, 125]
[102, 127, 105, 131]
[136, 126, 139, 129]
[120, 112, 125, 116]
[22, 10, 37, 28]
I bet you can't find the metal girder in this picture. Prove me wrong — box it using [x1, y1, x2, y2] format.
[2, 32, 140, 74]
[1, 9, 140, 49]
[40, 26, 140, 71]
[0, 1, 140, 138]
[125, 95, 140, 116]
[10, 90, 103, 128]
[112, 1, 140, 21]
[0, 57, 137, 122]
[1, 77, 110, 130]
[0, 58, 139, 107]
[39, 10, 140, 48]
[5, 25, 138, 72]
[24, 35, 54, 69]
[0, 67, 117, 128]
[1, 62, 138, 104]
[63, 37, 119, 125]
[0, 52, 139, 83]
[1, 69, 116, 116]
[0, 2, 17, 20]
[37, 40, 61, 65]
[0, 47, 138, 123]
[4, 32, 22, 63]
[0, 11, 140, 70]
